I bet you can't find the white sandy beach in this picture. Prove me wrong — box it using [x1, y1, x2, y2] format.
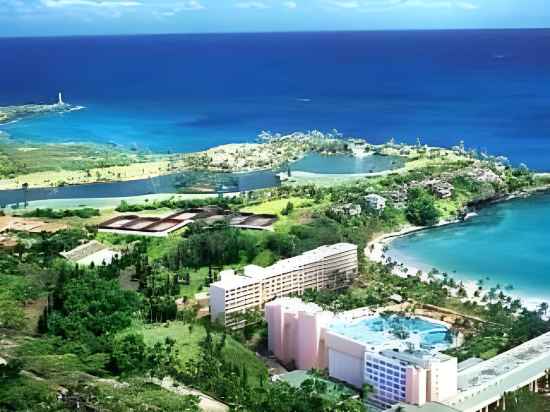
[365, 222, 543, 311]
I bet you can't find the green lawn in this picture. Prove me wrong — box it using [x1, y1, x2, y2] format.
[240, 197, 310, 215]
[240, 196, 319, 231]
[179, 267, 210, 298]
[122, 321, 268, 386]
[0, 141, 145, 177]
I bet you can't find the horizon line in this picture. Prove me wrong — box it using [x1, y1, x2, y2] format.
[2, 26, 550, 40]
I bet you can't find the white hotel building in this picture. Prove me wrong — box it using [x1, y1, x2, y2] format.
[209, 243, 358, 327]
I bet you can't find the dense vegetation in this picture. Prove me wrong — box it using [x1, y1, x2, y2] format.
[19, 207, 100, 219]
[0, 220, 369, 410]
[115, 196, 243, 213]
[405, 188, 440, 226]
[0, 141, 145, 179]
[1, 150, 549, 410]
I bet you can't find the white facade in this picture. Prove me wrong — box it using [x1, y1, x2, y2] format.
[365, 194, 387, 210]
[365, 353, 409, 407]
[332, 203, 363, 216]
[210, 243, 358, 327]
[60, 240, 120, 267]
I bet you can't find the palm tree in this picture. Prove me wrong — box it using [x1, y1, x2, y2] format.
[538, 302, 549, 318]
[487, 288, 497, 304]
[510, 299, 522, 313]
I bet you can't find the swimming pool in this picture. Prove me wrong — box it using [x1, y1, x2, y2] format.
[328, 315, 452, 350]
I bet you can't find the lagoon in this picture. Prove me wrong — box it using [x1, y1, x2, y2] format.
[387, 193, 550, 304]
[0, 170, 280, 207]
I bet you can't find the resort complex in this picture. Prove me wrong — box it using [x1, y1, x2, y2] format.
[209, 243, 358, 327]
[2, 134, 550, 411]
[266, 298, 458, 410]
[4, 8, 550, 411]
[266, 297, 550, 412]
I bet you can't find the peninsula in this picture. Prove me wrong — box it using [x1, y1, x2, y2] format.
[0, 92, 77, 125]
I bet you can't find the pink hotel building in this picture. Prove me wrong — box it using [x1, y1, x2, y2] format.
[266, 298, 458, 410]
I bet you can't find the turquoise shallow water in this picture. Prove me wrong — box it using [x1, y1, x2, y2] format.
[2, 31, 550, 169]
[388, 193, 550, 302]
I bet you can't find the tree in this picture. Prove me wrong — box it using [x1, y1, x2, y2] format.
[497, 388, 550, 412]
[21, 182, 29, 208]
[362, 383, 375, 401]
[281, 201, 294, 216]
[405, 188, 440, 226]
[146, 337, 179, 378]
[538, 302, 549, 318]
[47, 271, 141, 349]
[112, 333, 147, 375]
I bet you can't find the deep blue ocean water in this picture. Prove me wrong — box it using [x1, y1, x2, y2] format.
[1, 30, 550, 169]
[388, 193, 550, 303]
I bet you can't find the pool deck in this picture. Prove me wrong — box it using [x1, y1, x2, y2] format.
[327, 313, 455, 354]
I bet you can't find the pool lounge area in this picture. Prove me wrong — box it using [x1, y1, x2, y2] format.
[328, 315, 454, 352]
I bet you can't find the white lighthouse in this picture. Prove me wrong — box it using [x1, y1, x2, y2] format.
[58, 92, 64, 105]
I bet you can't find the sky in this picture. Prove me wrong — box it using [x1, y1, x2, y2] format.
[0, 0, 549, 37]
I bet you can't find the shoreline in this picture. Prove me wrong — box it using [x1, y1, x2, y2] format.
[365, 194, 549, 311]
[3, 192, 232, 211]
[0, 130, 377, 190]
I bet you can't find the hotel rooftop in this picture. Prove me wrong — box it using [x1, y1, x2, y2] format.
[400, 331, 550, 412]
[214, 243, 358, 288]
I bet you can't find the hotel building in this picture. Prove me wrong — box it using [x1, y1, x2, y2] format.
[209, 243, 358, 327]
[266, 298, 458, 410]
[266, 297, 550, 412]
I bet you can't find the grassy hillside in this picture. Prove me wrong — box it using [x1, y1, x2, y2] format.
[121, 321, 268, 386]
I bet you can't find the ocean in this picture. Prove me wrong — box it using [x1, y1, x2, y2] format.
[1, 30, 550, 169]
[388, 193, 550, 305]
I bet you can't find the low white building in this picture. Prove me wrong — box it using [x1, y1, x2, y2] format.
[365, 194, 387, 211]
[331, 203, 363, 216]
[401, 330, 550, 412]
[61, 240, 120, 267]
